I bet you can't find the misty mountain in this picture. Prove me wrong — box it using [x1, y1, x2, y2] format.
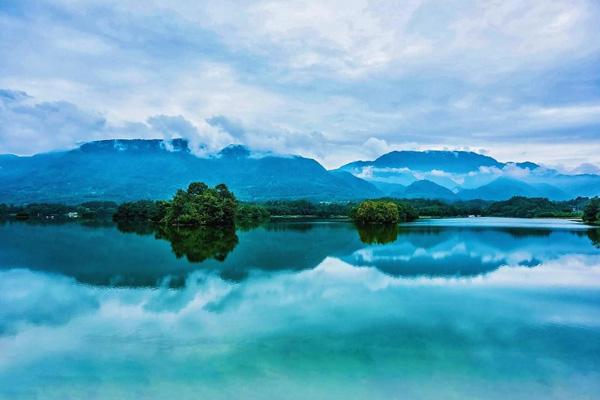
[370, 181, 406, 196]
[1, 140, 598, 204]
[337, 149, 598, 200]
[394, 180, 458, 201]
[340, 150, 505, 173]
[0, 139, 381, 204]
[458, 178, 569, 201]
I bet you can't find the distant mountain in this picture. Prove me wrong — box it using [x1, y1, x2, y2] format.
[0, 139, 381, 204]
[458, 178, 568, 201]
[340, 150, 504, 173]
[514, 161, 540, 170]
[337, 149, 599, 200]
[1, 141, 598, 204]
[370, 181, 406, 196]
[394, 180, 458, 200]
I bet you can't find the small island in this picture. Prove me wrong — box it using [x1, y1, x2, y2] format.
[351, 199, 418, 225]
[113, 182, 269, 227]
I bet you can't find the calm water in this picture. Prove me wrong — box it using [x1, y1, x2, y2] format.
[1, 218, 600, 399]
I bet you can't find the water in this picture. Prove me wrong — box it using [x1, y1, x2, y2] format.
[1, 218, 600, 399]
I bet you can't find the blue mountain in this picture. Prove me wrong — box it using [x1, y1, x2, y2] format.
[0, 139, 381, 204]
[338, 149, 598, 200]
[1, 141, 597, 203]
[458, 178, 568, 201]
[340, 150, 504, 173]
[394, 180, 458, 200]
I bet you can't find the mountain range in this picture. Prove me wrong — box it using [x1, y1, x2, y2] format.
[0, 139, 598, 204]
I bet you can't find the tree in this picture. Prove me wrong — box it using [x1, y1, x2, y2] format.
[114, 200, 169, 222]
[187, 182, 208, 196]
[395, 201, 419, 222]
[352, 200, 400, 225]
[583, 197, 600, 224]
[162, 182, 238, 227]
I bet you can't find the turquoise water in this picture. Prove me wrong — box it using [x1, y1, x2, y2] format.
[1, 218, 600, 399]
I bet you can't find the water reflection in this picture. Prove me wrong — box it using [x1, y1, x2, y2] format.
[2, 256, 600, 399]
[356, 224, 398, 244]
[589, 228, 600, 248]
[0, 219, 598, 287]
[2, 219, 600, 398]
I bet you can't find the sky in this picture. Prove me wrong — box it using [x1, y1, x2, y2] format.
[1, 0, 600, 170]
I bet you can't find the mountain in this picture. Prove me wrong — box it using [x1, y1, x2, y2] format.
[394, 180, 458, 200]
[337, 149, 599, 200]
[0, 139, 381, 204]
[458, 178, 568, 201]
[370, 181, 406, 196]
[514, 161, 540, 170]
[340, 150, 504, 174]
[1, 141, 598, 204]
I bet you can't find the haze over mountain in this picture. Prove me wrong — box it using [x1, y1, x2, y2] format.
[394, 180, 458, 201]
[337, 150, 600, 200]
[0, 139, 380, 204]
[0, 139, 599, 204]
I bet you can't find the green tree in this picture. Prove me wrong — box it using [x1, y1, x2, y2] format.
[0, 203, 8, 218]
[583, 197, 600, 224]
[352, 200, 400, 225]
[162, 182, 238, 227]
[396, 201, 419, 222]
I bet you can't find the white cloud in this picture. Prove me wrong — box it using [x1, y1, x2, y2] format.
[196, 0, 600, 79]
[1, 1, 600, 168]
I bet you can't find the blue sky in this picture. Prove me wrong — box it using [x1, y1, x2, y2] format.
[1, 0, 600, 170]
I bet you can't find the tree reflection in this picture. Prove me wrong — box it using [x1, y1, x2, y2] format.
[115, 220, 157, 235]
[155, 225, 239, 263]
[116, 221, 239, 263]
[356, 224, 399, 244]
[588, 229, 600, 248]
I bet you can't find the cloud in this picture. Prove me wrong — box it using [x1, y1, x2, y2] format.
[147, 114, 232, 154]
[571, 163, 600, 175]
[206, 115, 246, 141]
[362, 137, 391, 158]
[0, 89, 108, 154]
[195, 0, 600, 79]
[0, 269, 99, 334]
[1, 1, 600, 168]
[0, 89, 235, 155]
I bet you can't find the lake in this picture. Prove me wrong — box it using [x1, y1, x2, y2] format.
[1, 218, 600, 399]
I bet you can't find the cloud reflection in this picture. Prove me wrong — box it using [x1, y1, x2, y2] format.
[1, 246, 600, 398]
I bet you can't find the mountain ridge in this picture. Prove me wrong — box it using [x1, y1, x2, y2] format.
[1, 139, 598, 203]
[0, 139, 382, 204]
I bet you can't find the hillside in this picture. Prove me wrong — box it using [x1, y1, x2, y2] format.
[394, 180, 458, 200]
[340, 150, 503, 173]
[0, 139, 381, 204]
[1, 141, 598, 203]
[337, 150, 599, 200]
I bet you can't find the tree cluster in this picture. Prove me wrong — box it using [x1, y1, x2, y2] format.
[351, 200, 417, 225]
[0, 201, 118, 220]
[113, 182, 270, 227]
[583, 197, 600, 224]
[485, 197, 573, 218]
[262, 200, 353, 217]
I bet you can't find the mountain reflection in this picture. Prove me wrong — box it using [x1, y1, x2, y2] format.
[346, 226, 585, 278]
[0, 220, 598, 287]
